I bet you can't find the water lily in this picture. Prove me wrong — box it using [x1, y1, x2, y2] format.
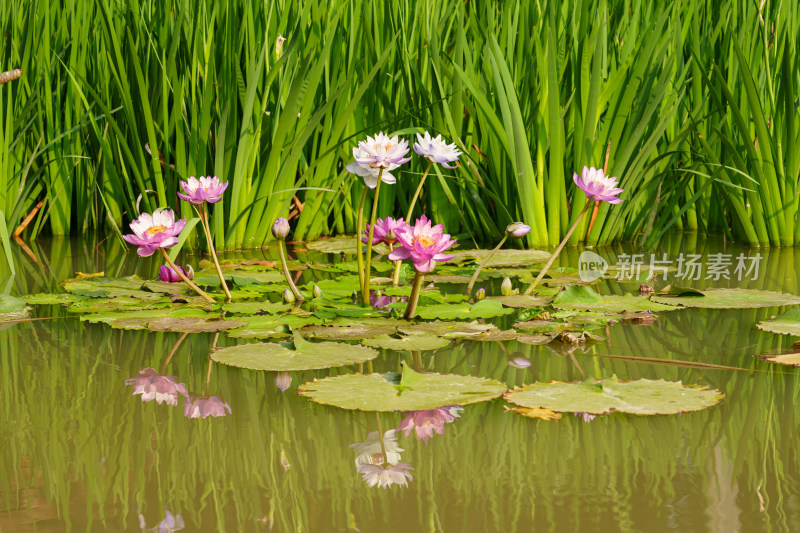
[123, 209, 185, 257]
[412, 131, 461, 168]
[388, 215, 456, 274]
[574, 166, 624, 204]
[125, 368, 188, 406]
[159, 264, 194, 283]
[183, 395, 232, 419]
[362, 216, 405, 246]
[350, 430, 404, 467]
[353, 132, 411, 169]
[465, 221, 530, 297]
[397, 406, 464, 443]
[272, 217, 304, 302]
[357, 463, 414, 489]
[275, 371, 292, 391]
[177, 176, 228, 205]
[506, 222, 531, 238]
[275, 34, 286, 58]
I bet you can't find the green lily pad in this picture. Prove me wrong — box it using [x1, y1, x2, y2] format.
[361, 335, 451, 351]
[63, 277, 144, 292]
[24, 293, 73, 305]
[306, 235, 388, 255]
[82, 307, 211, 325]
[449, 249, 550, 267]
[112, 316, 247, 332]
[552, 286, 675, 313]
[650, 288, 800, 309]
[299, 364, 506, 411]
[757, 352, 800, 367]
[490, 294, 552, 308]
[142, 281, 192, 294]
[227, 314, 324, 339]
[653, 284, 705, 296]
[0, 294, 28, 313]
[297, 324, 397, 340]
[398, 321, 499, 338]
[471, 329, 519, 342]
[222, 301, 290, 315]
[756, 309, 800, 336]
[413, 299, 514, 320]
[211, 332, 378, 371]
[504, 376, 724, 415]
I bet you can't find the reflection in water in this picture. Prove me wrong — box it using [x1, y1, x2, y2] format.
[275, 371, 292, 391]
[138, 508, 185, 532]
[574, 412, 597, 423]
[397, 406, 464, 442]
[125, 368, 188, 406]
[350, 430, 404, 467]
[182, 396, 232, 419]
[357, 463, 415, 489]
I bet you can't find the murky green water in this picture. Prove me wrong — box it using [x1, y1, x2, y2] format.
[2, 235, 800, 532]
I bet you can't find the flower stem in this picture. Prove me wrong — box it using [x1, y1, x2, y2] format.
[200, 204, 232, 301]
[465, 234, 508, 297]
[356, 187, 368, 295]
[362, 169, 384, 306]
[524, 199, 593, 295]
[374, 412, 388, 465]
[278, 239, 304, 302]
[406, 160, 433, 222]
[392, 259, 402, 286]
[159, 248, 215, 303]
[403, 270, 425, 320]
[161, 331, 189, 374]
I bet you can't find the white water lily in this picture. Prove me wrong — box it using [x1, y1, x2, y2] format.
[349, 430, 404, 467]
[357, 463, 414, 489]
[354, 132, 411, 168]
[345, 149, 399, 189]
[413, 131, 461, 168]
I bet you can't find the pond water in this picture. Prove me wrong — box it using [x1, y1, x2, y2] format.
[2, 234, 800, 532]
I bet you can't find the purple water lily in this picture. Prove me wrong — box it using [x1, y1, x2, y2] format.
[573, 166, 624, 204]
[125, 368, 188, 406]
[123, 209, 186, 257]
[388, 215, 456, 273]
[413, 131, 461, 168]
[183, 395, 232, 419]
[177, 176, 229, 204]
[397, 406, 464, 443]
[362, 216, 406, 246]
[159, 264, 194, 283]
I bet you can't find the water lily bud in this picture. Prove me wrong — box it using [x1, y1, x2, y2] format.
[475, 288, 486, 301]
[506, 222, 531, 239]
[275, 371, 291, 391]
[352, 290, 359, 303]
[185, 264, 195, 280]
[275, 34, 286, 59]
[272, 218, 290, 240]
[312, 285, 323, 299]
[283, 288, 295, 304]
[501, 277, 513, 296]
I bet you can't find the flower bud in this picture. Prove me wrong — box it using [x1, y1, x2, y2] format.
[506, 222, 531, 239]
[275, 34, 287, 59]
[475, 288, 486, 301]
[275, 371, 291, 391]
[283, 288, 295, 304]
[184, 264, 195, 280]
[272, 218, 290, 240]
[312, 285, 323, 299]
[501, 277, 513, 296]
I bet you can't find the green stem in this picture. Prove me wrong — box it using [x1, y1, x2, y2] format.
[278, 239, 303, 302]
[159, 248, 215, 303]
[406, 160, 433, 222]
[200, 204, 232, 301]
[356, 187, 368, 295]
[524, 199, 593, 295]
[391, 257, 401, 287]
[161, 331, 189, 374]
[362, 169, 384, 305]
[403, 270, 424, 320]
[465, 234, 507, 297]
[374, 412, 388, 465]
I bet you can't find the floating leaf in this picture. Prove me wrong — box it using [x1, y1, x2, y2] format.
[504, 406, 562, 421]
[756, 309, 800, 336]
[653, 284, 706, 296]
[112, 316, 247, 332]
[757, 352, 800, 367]
[398, 321, 499, 338]
[298, 324, 397, 340]
[413, 299, 514, 320]
[211, 332, 378, 371]
[306, 235, 388, 255]
[552, 286, 675, 313]
[449, 249, 550, 267]
[227, 314, 323, 339]
[650, 288, 800, 309]
[24, 293, 73, 305]
[490, 294, 552, 308]
[0, 294, 28, 313]
[361, 335, 451, 351]
[81, 307, 211, 325]
[504, 376, 724, 415]
[471, 329, 519, 342]
[222, 301, 290, 315]
[299, 365, 506, 411]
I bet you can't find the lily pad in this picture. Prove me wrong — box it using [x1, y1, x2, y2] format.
[756, 309, 800, 336]
[299, 364, 506, 411]
[222, 301, 291, 315]
[297, 324, 397, 340]
[361, 335, 451, 351]
[757, 352, 800, 367]
[227, 314, 324, 339]
[113, 316, 247, 332]
[490, 294, 552, 308]
[211, 332, 378, 371]
[650, 288, 800, 309]
[413, 299, 514, 320]
[552, 286, 675, 313]
[306, 235, 388, 255]
[0, 294, 28, 313]
[504, 376, 724, 415]
[398, 321, 499, 338]
[449, 249, 550, 267]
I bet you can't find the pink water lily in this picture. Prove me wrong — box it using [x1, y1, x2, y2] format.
[362, 216, 406, 245]
[574, 166, 624, 204]
[388, 215, 456, 273]
[357, 463, 414, 488]
[183, 395, 232, 419]
[413, 131, 461, 168]
[397, 406, 464, 443]
[125, 368, 188, 406]
[159, 264, 194, 283]
[123, 209, 186, 257]
[177, 176, 229, 204]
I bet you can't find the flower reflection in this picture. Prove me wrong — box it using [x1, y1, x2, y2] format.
[183, 396, 232, 419]
[350, 430, 404, 467]
[357, 463, 414, 489]
[397, 406, 463, 443]
[125, 368, 188, 406]
[275, 371, 292, 391]
[574, 412, 597, 423]
[138, 509, 185, 532]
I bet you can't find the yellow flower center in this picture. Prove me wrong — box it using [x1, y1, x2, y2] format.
[146, 225, 167, 235]
[415, 236, 435, 247]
